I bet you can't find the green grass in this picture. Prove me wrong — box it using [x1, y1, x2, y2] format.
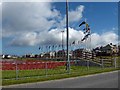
[2, 66, 119, 86]
[2, 66, 67, 79]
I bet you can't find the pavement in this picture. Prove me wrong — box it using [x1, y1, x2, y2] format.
[3, 71, 119, 88]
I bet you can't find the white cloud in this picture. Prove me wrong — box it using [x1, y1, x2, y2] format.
[68, 5, 84, 22]
[11, 32, 38, 46]
[2, 2, 86, 47]
[100, 32, 118, 45]
[2, 2, 60, 37]
[90, 33, 101, 47]
[58, 5, 84, 28]
[89, 31, 118, 48]
[10, 27, 84, 46]
[10, 27, 118, 49]
[2, 3, 84, 37]
[2, 2, 118, 49]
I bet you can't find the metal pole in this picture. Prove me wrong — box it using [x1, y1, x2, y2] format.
[66, 0, 70, 73]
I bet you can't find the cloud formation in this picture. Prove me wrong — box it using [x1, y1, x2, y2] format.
[90, 32, 118, 48]
[58, 5, 84, 28]
[2, 2, 60, 37]
[2, 2, 118, 49]
[10, 27, 118, 49]
[69, 5, 84, 22]
[11, 32, 38, 46]
[10, 27, 84, 46]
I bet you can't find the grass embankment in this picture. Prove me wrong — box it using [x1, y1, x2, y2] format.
[2, 66, 119, 86]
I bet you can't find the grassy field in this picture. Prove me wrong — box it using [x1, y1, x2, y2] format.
[2, 65, 119, 86]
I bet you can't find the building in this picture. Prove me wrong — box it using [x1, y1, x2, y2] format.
[43, 52, 50, 58]
[50, 51, 56, 58]
[93, 43, 118, 56]
[56, 50, 66, 58]
[2, 54, 18, 59]
[72, 49, 84, 58]
[118, 45, 120, 55]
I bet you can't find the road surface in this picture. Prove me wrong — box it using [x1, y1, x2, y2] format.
[3, 71, 119, 88]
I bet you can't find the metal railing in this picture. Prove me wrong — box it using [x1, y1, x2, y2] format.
[2, 57, 118, 80]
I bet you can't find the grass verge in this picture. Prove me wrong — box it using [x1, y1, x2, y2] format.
[2, 66, 119, 86]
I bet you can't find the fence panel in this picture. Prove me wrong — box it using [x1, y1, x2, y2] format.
[2, 58, 118, 81]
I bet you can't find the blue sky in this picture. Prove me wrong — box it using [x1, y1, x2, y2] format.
[2, 2, 118, 56]
[54, 2, 118, 33]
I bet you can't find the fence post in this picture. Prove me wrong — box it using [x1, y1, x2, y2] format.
[45, 62, 47, 77]
[87, 60, 89, 70]
[15, 61, 19, 80]
[114, 57, 117, 68]
[101, 59, 104, 68]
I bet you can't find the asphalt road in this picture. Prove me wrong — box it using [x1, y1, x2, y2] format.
[3, 71, 119, 88]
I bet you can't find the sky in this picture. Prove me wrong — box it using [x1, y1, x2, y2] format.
[1, 1, 119, 56]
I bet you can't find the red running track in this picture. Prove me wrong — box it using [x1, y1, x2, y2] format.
[1, 60, 74, 70]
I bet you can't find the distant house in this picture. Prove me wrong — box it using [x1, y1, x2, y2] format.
[43, 52, 50, 58]
[23, 54, 36, 58]
[118, 45, 120, 56]
[50, 51, 56, 58]
[40, 52, 46, 58]
[82, 49, 95, 59]
[72, 49, 84, 58]
[2, 55, 5, 58]
[56, 50, 66, 58]
[70, 49, 95, 59]
[93, 43, 118, 56]
[2, 54, 12, 59]
[102, 43, 118, 54]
